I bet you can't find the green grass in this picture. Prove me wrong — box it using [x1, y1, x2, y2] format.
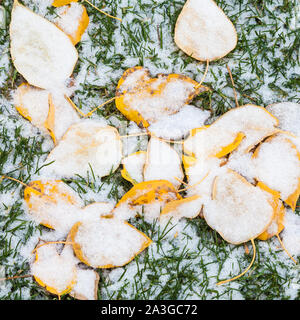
[0, 0, 299, 300]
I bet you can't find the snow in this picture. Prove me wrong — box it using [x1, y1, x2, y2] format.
[282, 210, 300, 257]
[148, 105, 210, 140]
[226, 151, 256, 183]
[0, 0, 299, 301]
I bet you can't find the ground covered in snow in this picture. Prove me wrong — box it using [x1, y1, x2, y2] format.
[0, 0, 299, 300]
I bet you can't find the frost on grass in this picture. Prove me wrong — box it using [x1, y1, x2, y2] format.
[0, 0, 300, 301]
[282, 210, 300, 257]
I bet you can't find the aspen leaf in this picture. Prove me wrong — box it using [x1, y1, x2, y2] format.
[24, 180, 83, 230]
[55, 3, 89, 45]
[256, 182, 285, 241]
[32, 244, 77, 296]
[43, 121, 122, 179]
[184, 105, 279, 159]
[143, 137, 184, 189]
[174, 0, 237, 61]
[115, 66, 208, 128]
[14, 83, 80, 143]
[160, 195, 202, 226]
[203, 169, 274, 244]
[121, 151, 147, 185]
[10, 0, 78, 90]
[114, 180, 181, 221]
[253, 134, 300, 211]
[69, 217, 152, 268]
[52, 0, 78, 8]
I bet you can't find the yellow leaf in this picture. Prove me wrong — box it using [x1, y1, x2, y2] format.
[115, 66, 208, 128]
[10, 0, 78, 90]
[116, 180, 181, 208]
[55, 4, 89, 45]
[52, 0, 78, 7]
[69, 218, 152, 268]
[214, 132, 245, 158]
[44, 94, 57, 144]
[174, 0, 237, 62]
[24, 180, 83, 229]
[256, 182, 285, 241]
[32, 244, 77, 296]
[252, 134, 300, 211]
[121, 151, 147, 185]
